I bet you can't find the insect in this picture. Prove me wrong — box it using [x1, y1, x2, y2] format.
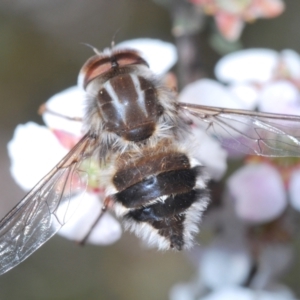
[1, 44, 300, 276]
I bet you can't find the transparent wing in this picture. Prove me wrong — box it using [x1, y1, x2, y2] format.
[0, 133, 97, 275]
[179, 103, 300, 157]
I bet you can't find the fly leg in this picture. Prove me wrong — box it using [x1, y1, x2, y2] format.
[78, 195, 114, 245]
[38, 103, 83, 122]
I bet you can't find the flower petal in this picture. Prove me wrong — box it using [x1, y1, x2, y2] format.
[215, 12, 244, 41]
[250, 0, 285, 18]
[179, 79, 253, 142]
[228, 83, 259, 110]
[179, 79, 248, 109]
[117, 38, 177, 75]
[190, 128, 227, 180]
[58, 194, 122, 245]
[281, 49, 300, 79]
[258, 80, 300, 114]
[201, 287, 253, 300]
[200, 243, 252, 289]
[52, 129, 80, 150]
[169, 282, 198, 300]
[215, 49, 278, 84]
[42, 86, 85, 136]
[227, 163, 287, 223]
[7, 122, 68, 190]
[288, 169, 300, 211]
[216, 0, 250, 14]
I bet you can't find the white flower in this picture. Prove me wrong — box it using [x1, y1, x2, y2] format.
[8, 118, 122, 246]
[179, 78, 255, 110]
[189, 127, 227, 180]
[227, 159, 300, 223]
[170, 48, 300, 300]
[215, 49, 279, 84]
[227, 163, 287, 223]
[199, 242, 252, 290]
[42, 85, 85, 135]
[117, 38, 177, 75]
[8, 122, 69, 191]
[58, 194, 122, 245]
[215, 48, 300, 115]
[215, 48, 300, 222]
[179, 78, 258, 180]
[289, 169, 300, 211]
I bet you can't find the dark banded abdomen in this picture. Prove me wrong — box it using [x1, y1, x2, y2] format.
[112, 151, 207, 250]
[126, 189, 205, 250]
[97, 73, 163, 142]
[114, 168, 200, 208]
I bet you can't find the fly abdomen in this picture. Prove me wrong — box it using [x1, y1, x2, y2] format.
[127, 189, 202, 221]
[114, 167, 200, 208]
[112, 150, 209, 250]
[126, 189, 206, 250]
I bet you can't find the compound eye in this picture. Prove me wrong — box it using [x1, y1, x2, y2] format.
[78, 50, 149, 89]
[78, 55, 112, 89]
[114, 51, 149, 69]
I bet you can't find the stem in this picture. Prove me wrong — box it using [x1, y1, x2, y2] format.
[170, 0, 207, 87]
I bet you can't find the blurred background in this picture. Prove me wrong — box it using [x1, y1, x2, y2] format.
[1, 0, 300, 299]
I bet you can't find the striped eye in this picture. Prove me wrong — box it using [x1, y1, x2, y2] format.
[113, 51, 149, 69]
[78, 56, 112, 89]
[78, 50, 149, 89]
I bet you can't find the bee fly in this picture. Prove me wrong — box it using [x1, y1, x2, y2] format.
[1, 44, 300, 275]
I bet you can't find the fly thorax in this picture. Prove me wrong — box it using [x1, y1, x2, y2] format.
[96, 73, 164, 142]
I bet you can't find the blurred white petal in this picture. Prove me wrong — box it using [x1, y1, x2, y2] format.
[7, 122, 68, 190]
[258, 81, 300, 115]
[228, 83, 259, 110]
[201, 286, 297, 300]
[117, 38, 177, 75]
[201, 287, 253, 300]
[227, 164, 286, 223]
[58, 194, 122, 245]
[281, 49, 300, 79]
[200, 243, 252, 289]
[215, 49, 278, 84]
[42, 86, 85, 135]
[179, 79, 248, 109]
[179, 79, 253, 141]
[8, 121, 121, 247]
[190, 129, 227, 180]
[289, 169, 300, 211]
[169, 282, 198, 300]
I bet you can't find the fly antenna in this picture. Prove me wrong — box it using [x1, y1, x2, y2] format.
[111, 27, 122, 49]
[81, 42, 102, 55]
